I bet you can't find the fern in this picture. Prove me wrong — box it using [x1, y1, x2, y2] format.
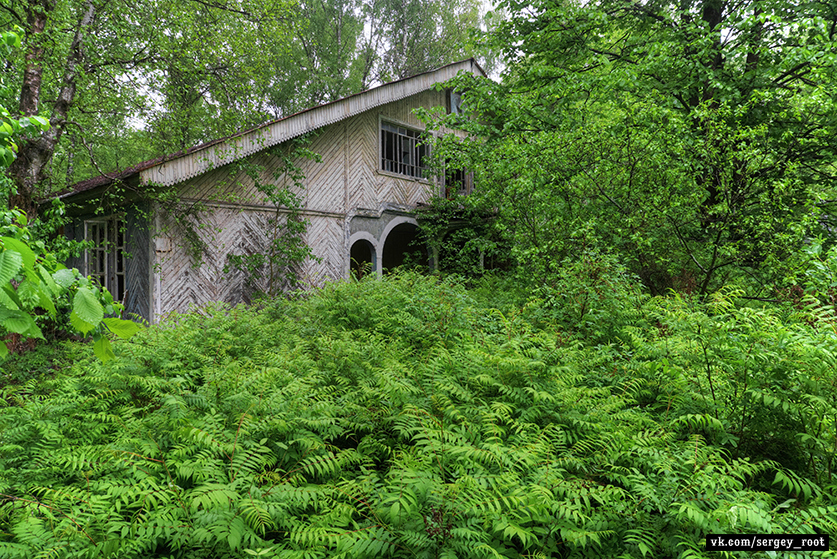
[0, 273, 835, 557]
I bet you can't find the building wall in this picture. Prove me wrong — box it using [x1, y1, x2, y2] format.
[150, 88, 449, 320]
[64, 203, 151, 321]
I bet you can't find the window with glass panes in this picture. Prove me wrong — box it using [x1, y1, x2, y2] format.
[380, 121, 429, 178]
[84, 218, 127, 302]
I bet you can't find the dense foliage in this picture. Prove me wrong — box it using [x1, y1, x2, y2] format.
[1, 272, 834, 558]
[422, 0, 837, 296]
[2, 2, 837, 555]
[0, 28, 141, 360]
[0, 206, 142, 361]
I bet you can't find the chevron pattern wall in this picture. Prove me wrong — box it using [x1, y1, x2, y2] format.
[153, 90, 448, 320]
[157, 207, 272, 316]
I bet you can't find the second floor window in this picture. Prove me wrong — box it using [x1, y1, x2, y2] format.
[444, 166, 473, 198]
[381, 121, 429, 179]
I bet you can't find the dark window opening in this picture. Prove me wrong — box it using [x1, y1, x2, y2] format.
[381, 121, 429, 179]
[447, 89, 463, 115]
[444, 163, 473, 198]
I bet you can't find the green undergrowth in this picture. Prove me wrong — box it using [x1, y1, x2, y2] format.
[0, 272, 835, 558]
[0, 340, 79, 390]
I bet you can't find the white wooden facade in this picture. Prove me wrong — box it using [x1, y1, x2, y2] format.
[105, 59, 486, 322]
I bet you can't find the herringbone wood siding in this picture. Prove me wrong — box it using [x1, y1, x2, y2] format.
[299, 216, 345, 286]
[304, 124, 346, 212]
[178, 152, 304, 206]
[154, 87, 453, 319]
[347, 112, 377, 210]
[157, 207, 273, 316]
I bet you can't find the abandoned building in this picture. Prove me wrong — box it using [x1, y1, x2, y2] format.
[57, 59, 484, 323]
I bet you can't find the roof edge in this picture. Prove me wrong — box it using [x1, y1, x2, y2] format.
[138, 58, 484, 188]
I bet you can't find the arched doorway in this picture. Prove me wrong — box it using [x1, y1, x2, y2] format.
[350, 238, 376, 279]
[381, 222, 428, 272]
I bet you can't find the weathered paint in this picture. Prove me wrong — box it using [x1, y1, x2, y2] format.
[149, 85, 462, 320]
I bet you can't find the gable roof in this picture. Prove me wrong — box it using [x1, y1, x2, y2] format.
[62, 59, 485, 199]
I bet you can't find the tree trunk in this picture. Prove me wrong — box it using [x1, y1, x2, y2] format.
[7, 1, 95, 217]
[19, 0, 53, 117]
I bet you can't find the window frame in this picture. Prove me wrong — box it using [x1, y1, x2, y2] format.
[446, 89, 464, 115]
[84, 216, 127, 302]
[442, 165, 474, 198]
[378, 116, 432, 181]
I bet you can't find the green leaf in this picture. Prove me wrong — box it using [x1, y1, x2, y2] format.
[0, 249, 23, 285]
[0, 308, 43, 338]
[52, 268, 75, 288]
[36, 287, 57, 317]
[7, 33, 20, 48]
[38, 264, 61, 297]
[73, 287, 104, 326]
[0, 284, 19, 310]
[102, 317, 143, 340]
[28, 115, 50, 130]
[1, 284, 21, 310]
[16, 280, 40, 308]
[228, 516, 246, 550]
[69, 310, 96, 336]
[93, 335, 115, 362]
[0, 147, 13, 167]
[0, 340, 7, 359]
[1, 237, 37, 273]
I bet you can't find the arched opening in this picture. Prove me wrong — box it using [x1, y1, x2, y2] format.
[350, 239, 376, 279]
[382, 222, 428, 272]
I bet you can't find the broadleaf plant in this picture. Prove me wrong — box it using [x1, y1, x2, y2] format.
[0, 29, 143, 361]
[0, 216, 141, 361]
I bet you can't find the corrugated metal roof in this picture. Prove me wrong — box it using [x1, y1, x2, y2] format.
[61, 59, 484, 198]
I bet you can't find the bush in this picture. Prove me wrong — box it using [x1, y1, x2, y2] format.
[522, 250, 650, 345]
[0, 340, 77, 388]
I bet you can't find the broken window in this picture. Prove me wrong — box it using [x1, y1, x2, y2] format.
[85, 217, 127, 302]
[444, 164, 473, 198]
[380, 121, 429, 179]
[447, 89, 463, 115]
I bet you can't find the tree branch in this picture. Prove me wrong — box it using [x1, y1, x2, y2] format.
[63, 120, 122, 180]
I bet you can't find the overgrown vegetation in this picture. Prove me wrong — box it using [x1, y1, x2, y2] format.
[0, 29, 141, 360]
[2, 0, 837, 556]
[1, 272, 834, 558]
[421, 0, 837, 297]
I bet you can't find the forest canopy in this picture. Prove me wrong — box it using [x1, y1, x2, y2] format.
[0, 0, 490, 212]
[423, 0, 837, 296]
